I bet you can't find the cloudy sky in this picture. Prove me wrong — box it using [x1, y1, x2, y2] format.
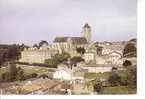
[0, 0, 136, 45]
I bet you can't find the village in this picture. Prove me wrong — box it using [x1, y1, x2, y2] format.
[0, 23, 137, 95]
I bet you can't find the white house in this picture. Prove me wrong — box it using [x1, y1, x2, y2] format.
[83, 52, 95, 63]
[53, 68, 72, 81]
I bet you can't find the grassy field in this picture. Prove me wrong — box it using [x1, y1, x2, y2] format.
[84, 72, 111, 79]
[0, 65, 55, 77]
[17, 65, 55, 75]
[102, 86, 136, 94]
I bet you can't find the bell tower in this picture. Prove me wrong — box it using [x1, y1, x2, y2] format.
[81, 23, 91, 43]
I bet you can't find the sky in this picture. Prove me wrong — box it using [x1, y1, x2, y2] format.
[0, 0, 137, 45]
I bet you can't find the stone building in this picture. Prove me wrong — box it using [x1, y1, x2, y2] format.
[19, 46, 58, 64]
[52, 37, 88, 56]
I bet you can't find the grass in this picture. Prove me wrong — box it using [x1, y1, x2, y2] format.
[17, 65, 55, 76]
[102, 86, 136, 94]
[0, 65, 55, 77]
[84, 72, 111, 79]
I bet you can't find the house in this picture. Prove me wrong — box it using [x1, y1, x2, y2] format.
[83, 52, 96, 63]
[53, 66, 72, 80]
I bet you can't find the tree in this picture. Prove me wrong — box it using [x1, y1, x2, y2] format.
[33, 44, 39, 49]
[123, 43, 136, 57]
[123, 60, 132, 68]
[70, 56, 84, 66]
[45, 59, 58, 68]
[53, 52, 70, 63]
[16, 67, 25, 81]
[45, 52, 70, 68]
[93, 80, 103, 94]
[126, 66, 137, 89]
[39, 40, 48, 47]
[120, 66, 137, 89]
[8, 62, 17, 81]
[76, 47, 86, 55]
[108, 72, 121, 86]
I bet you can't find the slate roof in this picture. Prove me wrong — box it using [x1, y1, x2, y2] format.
[83, 23, 90, 28]
[54, 37, 88, 44]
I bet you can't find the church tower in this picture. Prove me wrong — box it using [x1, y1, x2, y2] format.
[81, 23, 91, 43]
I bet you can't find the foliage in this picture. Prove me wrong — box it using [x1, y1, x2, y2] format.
[44, 59, 58, 68]
[108, 66, 137, 89]
[70, 56, 84, 66]
[0, 44, 22, 66]
[126, 66, 137, 89]
[84, 72, 111, 79]
[31, 73, 38, 78]
[0, 63, 25, 82]
[123, 43, 136, 57]
[93, 80, 103, 93]
[76, 47, 86, 55]
[123, 60, 132, 68]
[45, 52, 70, 68]
[102, 86, 136, 94]
[53, 52, 70, 63]
[33, 44, 39, 48]
[108, 72, 121, 86]
[39, 40, 48, 47]
[8, 62, 18, 81]
[16, 67, 25, 81]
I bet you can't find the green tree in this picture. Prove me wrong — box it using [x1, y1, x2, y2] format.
[45, 59, 58, 68]
[39, 40, 48, 47]
[123, 60, 132, 68]
[70, 56, 84, 66]
[53, 52, 70, 63]
[108, 72, 121, 86]
[76, 47, 86, 55]
[93, 80, 103, 94]
[126, 66, 137, 89]
[16, 67, 25, 81]
[8, 62, 17, 81]
[123, 43, 136, 57]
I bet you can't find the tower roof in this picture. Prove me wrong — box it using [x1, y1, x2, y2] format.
[83, 23, 90, 28]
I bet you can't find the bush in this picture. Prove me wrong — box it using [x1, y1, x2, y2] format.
[108, 73, 121, 86]
[123, 60, 132, 68]
[123, 43, 136, 57]
[76, 47, 86, 55]
[16, 68, 25, 81]
[70, 56, 84, 66]
[93, 80, 103, 93]
[1, 72, 9, 82]
[31, 73, 38, 78]
[45, 59, 58, 68]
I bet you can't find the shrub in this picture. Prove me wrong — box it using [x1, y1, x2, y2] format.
[123, 60, 132, 68]
[108, 73, 121, 86]
[31, 73, 38, 78]
[93, 80, 103, 93]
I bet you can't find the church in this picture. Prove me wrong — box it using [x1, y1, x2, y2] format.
[19, 23, 92, 63]
[49, 23, 92, 55]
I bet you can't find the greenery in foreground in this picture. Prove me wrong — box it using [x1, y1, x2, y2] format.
[45, 52, 84, 68]
[0, 62, 53, 82]
[84, 72, 111, 79]
[102, 86, 136, 94]
[84, 63, 136, 94]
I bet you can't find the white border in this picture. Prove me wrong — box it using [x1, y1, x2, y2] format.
[1, 0, 145, 99]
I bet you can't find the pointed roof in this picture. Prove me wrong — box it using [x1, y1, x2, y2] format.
[83, 23, 90, 28]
